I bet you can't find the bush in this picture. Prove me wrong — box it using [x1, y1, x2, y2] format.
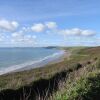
[87, 61, 91, 65]
[54, 73, 100, 100]
[68, 73, 100, 100]
[72, 63, 82, 71]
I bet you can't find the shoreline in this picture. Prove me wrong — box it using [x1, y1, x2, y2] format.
[0, 49, 69, 75]
[14, 50, 66, 72]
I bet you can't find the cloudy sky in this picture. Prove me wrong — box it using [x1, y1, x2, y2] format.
[0, 0, 100, 47]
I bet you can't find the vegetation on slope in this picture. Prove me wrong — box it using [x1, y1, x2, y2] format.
[51, 47, 100, 100]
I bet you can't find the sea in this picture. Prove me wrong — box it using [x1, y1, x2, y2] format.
[0, 47, 64, 75]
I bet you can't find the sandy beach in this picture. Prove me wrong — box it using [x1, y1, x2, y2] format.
[0, 49, 70, 75]
[14, 50, 69, 72]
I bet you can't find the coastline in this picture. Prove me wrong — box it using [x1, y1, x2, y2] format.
[0, 49, 69, 75]
[14, 50, 66, 72]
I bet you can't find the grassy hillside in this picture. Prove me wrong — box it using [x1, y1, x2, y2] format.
[51, 47, 100, 100]
[0, 46, 100, 100]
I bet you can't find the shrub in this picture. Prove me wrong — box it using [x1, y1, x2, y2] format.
[54, 73, 100, 100]
[72, 63, 82, 71]
[87, 61, 91, 65]
[68, 73, 100, 100]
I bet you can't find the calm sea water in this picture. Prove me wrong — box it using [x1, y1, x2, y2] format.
[0, 47, 63, 74]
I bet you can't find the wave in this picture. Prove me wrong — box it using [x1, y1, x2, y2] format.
[0, 50, 65, 75]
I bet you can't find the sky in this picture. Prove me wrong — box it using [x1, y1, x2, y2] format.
[0, 0, 100, 47]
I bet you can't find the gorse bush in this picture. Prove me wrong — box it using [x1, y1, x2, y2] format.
[55, 73, 100, 100]
[71, 63, 83, 71]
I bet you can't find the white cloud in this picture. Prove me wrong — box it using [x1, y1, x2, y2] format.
[31, 22, 57, 32]
[0, 20, 98, 47]
[59, 28, 96, 36]
[31, 23, 45, 32]
[45, 22, 57, 29]
[81, 30, 95, 36]
[11, 31, 36, 44]
[30, 22, 96, 37]
[0, 19, 19, 32]
[11, 21, 19, 29]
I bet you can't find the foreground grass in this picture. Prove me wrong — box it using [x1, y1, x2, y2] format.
[53, 71, 100, 100]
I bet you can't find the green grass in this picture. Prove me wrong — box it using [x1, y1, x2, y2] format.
[53, 71, 100, 100]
